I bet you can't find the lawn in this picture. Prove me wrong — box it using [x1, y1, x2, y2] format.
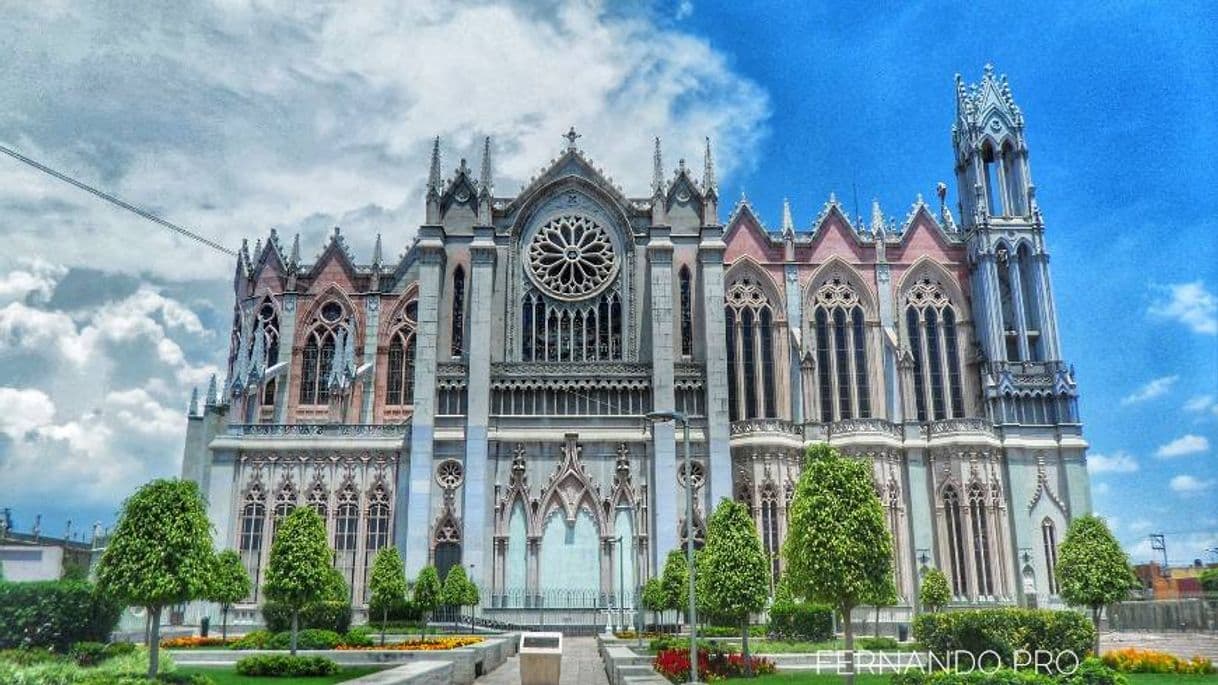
[176, 665, 385, 684]
[729, 674, 1218, 684]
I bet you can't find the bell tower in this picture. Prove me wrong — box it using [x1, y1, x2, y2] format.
[956, 65, 1077, 426]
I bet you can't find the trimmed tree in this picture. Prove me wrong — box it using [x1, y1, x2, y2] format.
[441, 565, 471, 629]
[918, 568, 951, 613]
[641, 577, 666, 631]
[208, 550, 252, 640]
[463, 575, 481, 633]
[659, 549, 688, 630]
[262, 507, 333, 655]
[697, 498, 770, 675]
[1056, 514, 1135, 655]
[783, 444, 894, 685]
[413, 565, 442, 641]
[368, 547, 408, 646]
[96, 479, 214, 678]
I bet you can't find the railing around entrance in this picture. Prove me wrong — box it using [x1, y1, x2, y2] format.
[487, 587, 638, 635]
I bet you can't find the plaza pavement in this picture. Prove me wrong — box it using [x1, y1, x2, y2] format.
[477, 636, 608, 685]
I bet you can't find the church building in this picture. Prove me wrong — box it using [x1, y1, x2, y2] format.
[181, 65, 1091, 626]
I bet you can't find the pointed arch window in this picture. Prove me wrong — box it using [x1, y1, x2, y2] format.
[257, 302, 280, 406]
[451, 265, 465, 357]
[760, 483, 780, 587]
[904, 276, 966, 421]
[1017, 244, 1042, 361]
[333, 482, 360, 603]
[300, 301, 348, 405]
[362, 482, 392, 602]
[238, 485, 266, 601]
[272, 480, 297, 541]
[943, 485, 968, 598]
[810, 276, 870, 422]
[1042, 518, 1059, 595]
[679, 266, 694, 357]
[969, 482, 994, 598]
[520, 290, 622, 362]
[725, 277, 781, 420]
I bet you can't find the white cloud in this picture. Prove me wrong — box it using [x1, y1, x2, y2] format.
[1149, 281, 1217, 335]
[1128, 519, 1153, 534]
[0, 387, 57, 438]
[1169, 474, 1215, 494]
[1087, 451, 1139, 474]
[1155, 434, 1210, 458]
[105, 388, 186, 438]
[676, 1, 695, 20]
[0, 2, 770, 281]
[0, 258, 67, 304]
[1184, 395, 1214, 412]
[1120, 375, 1178, 405]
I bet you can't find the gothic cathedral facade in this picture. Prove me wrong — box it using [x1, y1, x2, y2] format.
[182, 66, 1091, 625]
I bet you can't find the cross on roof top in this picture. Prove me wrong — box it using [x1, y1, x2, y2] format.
[564, 126, 581, 150]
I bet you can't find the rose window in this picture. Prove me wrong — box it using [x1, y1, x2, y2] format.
[679, 461, 706, 490]
[435, 459, 464, 489]
[526, 215, 618, 300]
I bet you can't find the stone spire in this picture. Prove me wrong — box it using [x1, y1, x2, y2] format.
[652, 137, 663, 196]
[427, 137, 442, 194]
[479, 136, 493, 194]
[781, 198, 795, 237]
[370, 233, 383, 292]
[287, 233, 301, 289]
[870, 199, 885, 235]
[703, 137, 716, 195]
[188, 386, 199, 416]
[205, 374, 218, 406]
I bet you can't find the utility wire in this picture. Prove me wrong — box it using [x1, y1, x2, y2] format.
[0, 143, 236, 257]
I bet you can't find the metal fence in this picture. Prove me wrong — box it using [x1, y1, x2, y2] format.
[484, 587, 639, 635]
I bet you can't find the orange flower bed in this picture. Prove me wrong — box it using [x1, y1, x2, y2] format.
[1101, 647, 1215, 675]
[160, 636, 237, 649]
[336, 636, 483, 651]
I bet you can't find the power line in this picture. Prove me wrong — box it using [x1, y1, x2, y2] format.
[0, 143, 236, 257]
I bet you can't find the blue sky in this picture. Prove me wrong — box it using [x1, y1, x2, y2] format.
[0, 1, 1214, 562]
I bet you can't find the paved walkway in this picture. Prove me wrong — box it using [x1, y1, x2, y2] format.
[478, 636, 609, 685]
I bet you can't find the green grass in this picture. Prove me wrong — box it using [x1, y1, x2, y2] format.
[176, 665, 385, 684]
[726, 673, 1218, 684]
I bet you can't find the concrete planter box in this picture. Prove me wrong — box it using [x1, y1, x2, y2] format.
[344, 660, 452, 685]
[518, 632, 563, 685]
[168, 635, 517, 685]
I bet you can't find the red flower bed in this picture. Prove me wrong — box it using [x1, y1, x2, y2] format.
[652, 647, 775, 682]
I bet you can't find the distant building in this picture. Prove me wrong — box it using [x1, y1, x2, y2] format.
[183, 65, 1092, 627]
[0, 526, 97, 582]
[1135, 560, 1218, 599]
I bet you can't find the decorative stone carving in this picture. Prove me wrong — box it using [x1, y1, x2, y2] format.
[526, 214, 619, 300]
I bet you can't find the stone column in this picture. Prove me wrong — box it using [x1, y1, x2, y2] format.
[464, 227, 496, 593]
[784, 265, 804, 422]
[905, 448, 936, 589]
[399, 227, 445, 575]
[648, 227, 678, 565]
[273, 294, 298, 423]
[700, 226, 732, 505]
[359, 295, 382, 424]
[976, 253, 1007, 362]
[1030, 255, 1062, 361]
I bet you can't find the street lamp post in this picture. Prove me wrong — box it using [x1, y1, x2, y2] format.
[645, 410, 700, 685]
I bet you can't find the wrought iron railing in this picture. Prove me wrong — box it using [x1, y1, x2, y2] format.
[227, 423, 409, 437]
[826, 418, 903, 439]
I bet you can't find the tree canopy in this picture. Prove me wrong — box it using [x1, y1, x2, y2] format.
[441, 565, 470, 609]
[413, 565, 442, 640]
[263, 507, 333, 654]
[208, 550, 252, 639]
[659, 548, 689, 616]
[783, 444, 894, 685]
[1055, 514, 1134, 654]
[97, 479, 215, 677]
[367, 546, 408, 645]
[697, 498, 770, 673]
[918, 568, 951, 612]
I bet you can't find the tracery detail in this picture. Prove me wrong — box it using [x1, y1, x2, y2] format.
[526, 215, 618, 300]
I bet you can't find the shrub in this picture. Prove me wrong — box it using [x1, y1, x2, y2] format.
[700, 625, 766, 638]
[262, 599, 352, 634]
[104, 642, 138, 659]
[0, 647, 63, 666]
[914, 608, 1095, 673]
[0, 580, 122, 650]
[70, 641, 109, 666]
[649, 636, 735, 654]
[235, 654, 339, 676]
[892, 668, 1055, 685]
[652, 648, 775, 683]
[229, 630, 272, 650]
[265, 629, 341, 650]
[767, 601, 834, 642]
[340, 627, 375, 648]
[858, 636, 899, 650]
[1101, 648, 1215, 674]
[1063, 657, 1130, 685]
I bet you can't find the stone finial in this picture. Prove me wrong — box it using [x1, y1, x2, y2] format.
[703, 136, 716, 195]
[652, 137, 663, 195]
[205, 374, 218, 406]
[870, 199, 885, 235]
[781, 198, 795, 237]
[188, 387, 199, 416]
[427, 137, 442, 194]
[288, 233, 301, 270]
[372, 233, 383, 269]
[479, 136, 493, 195]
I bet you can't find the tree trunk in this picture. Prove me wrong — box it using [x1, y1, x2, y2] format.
[290, 610, 299, 656]
[381, 607, 388, 646]
[875, 605, 881, 639]
[843, 605, 855, 685]
[222, 605, 229, 640]
[420, 609, 427, 642]
[148, 606, 162, 679]
[1092, 606, 1102, 656]
[742, 617, 753, 677]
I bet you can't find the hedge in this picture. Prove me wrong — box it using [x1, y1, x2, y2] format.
[262, 599, 352, 633]
[265, 629, 341, 650]
[767, 602, 834, 642]
[913, 608, 1096, 673]
[235, 654, 339, 677]
[0, 580, 121, 650]
[892, 657, 1125, 685]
